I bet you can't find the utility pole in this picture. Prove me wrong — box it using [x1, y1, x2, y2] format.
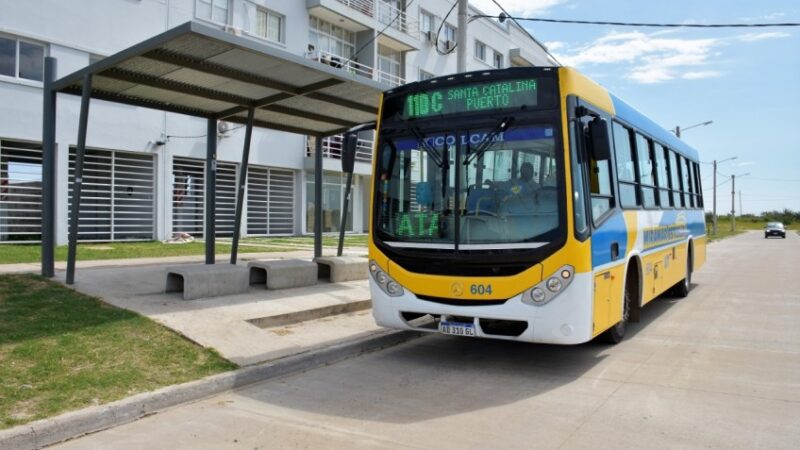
[456, 0, 468, 73]
[713, 160, 717, 234]
[739, 190, 743, 217]
[674, 126, 681, 138]
[711, 156, 736, 236]
[731, 174, 736, 232]
[730, 172, 750, 232]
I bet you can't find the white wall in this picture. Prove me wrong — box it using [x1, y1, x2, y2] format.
[0, 0, 554, 244]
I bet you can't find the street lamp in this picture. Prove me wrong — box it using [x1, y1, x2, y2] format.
[730, 172, 750, 232]
[673, 120, 713, 138]
[711, 156, 737, 235]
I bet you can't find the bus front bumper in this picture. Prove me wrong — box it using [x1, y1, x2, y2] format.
[370, 273, 594, 345]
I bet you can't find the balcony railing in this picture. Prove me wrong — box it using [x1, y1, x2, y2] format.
[334, 0, 418, 36]
[307, 135, 374, 164]
[376, 69, 404, 87]
[306, 49, 374, 79]
[306, 50, 405, 87]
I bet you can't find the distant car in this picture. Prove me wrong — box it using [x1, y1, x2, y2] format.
[764, 222, 786, 239]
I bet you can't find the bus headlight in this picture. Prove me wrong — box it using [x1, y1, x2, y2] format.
[546, 277, 563, 293]
[530, 287, 546, 304]
[523, 265, 574, 306]
[369, 260, 404, 297]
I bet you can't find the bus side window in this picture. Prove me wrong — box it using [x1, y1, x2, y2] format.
[582, 117, 614, 222]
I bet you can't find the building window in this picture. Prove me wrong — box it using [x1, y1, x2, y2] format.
[420, 10, 435, 33]
[69, 148, 156, 241]
[444, 24, 457, 44]
[378, 45, 402, 86]
[309, 17, 356, 60]
[474, 40, 486, 61]
[418, 69, 434, 81]
[492, 50, 504, 69]
[0, 35, 45, 82]
[196, 0, 229, 25]
[305, 171, 354, 233]
[255, 8, 284, 43]
[1, 139, 43, 242]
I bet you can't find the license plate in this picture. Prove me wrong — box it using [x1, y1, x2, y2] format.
[438, 321, 476, 337]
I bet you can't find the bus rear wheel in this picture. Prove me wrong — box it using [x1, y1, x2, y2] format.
[603, 269, 634, 344]
[673, 250, 693, 298]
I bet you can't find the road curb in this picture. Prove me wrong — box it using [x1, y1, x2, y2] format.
[0, 329, 424, 450]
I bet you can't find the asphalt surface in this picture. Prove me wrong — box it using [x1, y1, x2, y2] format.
[53, 231, 800, 449]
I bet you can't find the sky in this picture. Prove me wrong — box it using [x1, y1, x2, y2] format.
[472, 0, 800, 214]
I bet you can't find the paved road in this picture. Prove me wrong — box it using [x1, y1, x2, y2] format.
[54, 231, 800, 449]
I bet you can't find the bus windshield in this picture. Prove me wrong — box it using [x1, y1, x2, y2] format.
[375, 122, 561, 250]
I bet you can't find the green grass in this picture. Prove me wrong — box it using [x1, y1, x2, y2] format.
[0, 235, 367, 265]
[706, 218, 798, 242]
[0, 274, 236, 430]
[241, 234, 369, 247]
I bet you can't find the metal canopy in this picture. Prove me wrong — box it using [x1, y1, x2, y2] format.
[51, 21, 383, 137]
[43, 21, 384, 283]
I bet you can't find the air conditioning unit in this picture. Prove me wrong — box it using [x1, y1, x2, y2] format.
[217, 121, 231, 137]
[444, 40, 456, 52]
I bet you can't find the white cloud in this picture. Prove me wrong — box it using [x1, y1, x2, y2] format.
[682, 71, 722, 80]
[544, 41, 565, 51]
[738, 32, 791, 42]
[553, 31, 719, 83]
[469, 0, 565, 17]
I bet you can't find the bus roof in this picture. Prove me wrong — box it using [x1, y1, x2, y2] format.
[608, 93, 700, 161]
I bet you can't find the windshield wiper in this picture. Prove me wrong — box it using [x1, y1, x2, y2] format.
[407, 124, 447, 169]
[463, 117, 515, 166]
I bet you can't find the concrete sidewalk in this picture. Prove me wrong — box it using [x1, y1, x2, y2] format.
[54, 260, 374, 366]
[1, 248, 377, 367]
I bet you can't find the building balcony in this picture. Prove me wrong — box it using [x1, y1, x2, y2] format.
[307, 0, 419, 51]
[306, 49, 405, 87]
[305, 135, 375, 175]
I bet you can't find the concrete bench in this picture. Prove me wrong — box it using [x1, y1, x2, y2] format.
[315, 256, 369, 283]
[165, 264, 249, 300]
[248, 259, 318, 289]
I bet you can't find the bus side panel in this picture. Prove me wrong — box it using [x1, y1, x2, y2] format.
[592, 263, 626, 337]
[693, 235, 707, 270]
[590, 211, 630, 337]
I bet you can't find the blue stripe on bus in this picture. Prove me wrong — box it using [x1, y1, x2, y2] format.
[591, 211, 628, 268]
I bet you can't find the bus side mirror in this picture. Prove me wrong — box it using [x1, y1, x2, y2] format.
[589, 118, 611, 161]
[342, 132, 357, 173]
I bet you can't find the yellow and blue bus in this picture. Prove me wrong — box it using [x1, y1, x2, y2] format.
[367, 67, 705, 344]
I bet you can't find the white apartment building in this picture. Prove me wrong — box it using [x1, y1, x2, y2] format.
[0, 0, 555, 245]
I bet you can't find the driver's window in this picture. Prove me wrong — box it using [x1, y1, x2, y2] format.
[579, 115, 614, 222]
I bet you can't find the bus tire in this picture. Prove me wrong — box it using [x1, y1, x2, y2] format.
[673, 246, 693, 298]
[603, 265, 636, 344]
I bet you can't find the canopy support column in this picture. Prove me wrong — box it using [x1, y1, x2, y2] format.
[230, 106, 255, 265]
[314, 137, 323, 258]
[205, 118, 217, 264]
[65, 74, 92, 285]
[41, 57, 57, 278]
[337, 171, 353, 257]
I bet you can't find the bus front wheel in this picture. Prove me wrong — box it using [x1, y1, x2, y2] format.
[603, 268, 635, 344]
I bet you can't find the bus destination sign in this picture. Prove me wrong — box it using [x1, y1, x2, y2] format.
[403, 79, 538, 119]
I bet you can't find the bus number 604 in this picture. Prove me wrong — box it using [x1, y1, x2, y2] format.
[470, 284, 493, 295]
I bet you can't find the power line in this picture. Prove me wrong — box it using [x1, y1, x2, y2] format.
[748, 176, 800, 182]
[469, 15, 800, 28]
[487, 0, 562, 65]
